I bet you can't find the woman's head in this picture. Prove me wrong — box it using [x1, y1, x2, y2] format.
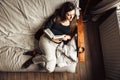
[56, 2, 76, 21]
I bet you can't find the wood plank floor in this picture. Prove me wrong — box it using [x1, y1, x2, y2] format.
[0, 63, 91, 80]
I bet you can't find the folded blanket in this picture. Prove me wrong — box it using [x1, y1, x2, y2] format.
[56, 36, 78, 67]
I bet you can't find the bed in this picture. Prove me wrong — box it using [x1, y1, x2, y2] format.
[0, 0, 80, 73]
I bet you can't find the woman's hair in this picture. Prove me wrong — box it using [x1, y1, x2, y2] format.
[70, 15, 77, 37]
[54, 2, 77, 37]
[55, 2, 76, 21]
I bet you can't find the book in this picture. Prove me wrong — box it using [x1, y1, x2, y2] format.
[44, 28, 65, 39]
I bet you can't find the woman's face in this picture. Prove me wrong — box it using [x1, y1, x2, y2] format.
[66, 9, 75, 21]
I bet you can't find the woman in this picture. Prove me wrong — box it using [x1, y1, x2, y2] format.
[22, 2, 77, 73]
[39, 2, 76, 72]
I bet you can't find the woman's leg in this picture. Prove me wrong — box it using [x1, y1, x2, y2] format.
[39, 34, 58, 72]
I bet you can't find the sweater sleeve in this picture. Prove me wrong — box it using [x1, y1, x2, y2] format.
[43, 15, 55, 29]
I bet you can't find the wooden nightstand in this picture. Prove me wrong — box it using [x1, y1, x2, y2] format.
[77, 13, 85, 62]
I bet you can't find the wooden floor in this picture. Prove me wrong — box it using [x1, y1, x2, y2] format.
[0, 62, 91, 80]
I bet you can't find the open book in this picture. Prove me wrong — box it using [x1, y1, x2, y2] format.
[44, 28, 65, 39]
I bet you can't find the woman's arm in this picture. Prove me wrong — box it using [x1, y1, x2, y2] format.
[43, 15, 55, 29]
[52, 34, 71, 43]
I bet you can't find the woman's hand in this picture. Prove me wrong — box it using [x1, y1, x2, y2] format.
[52, 38, 63, 43]
[62, 35, 71, 41]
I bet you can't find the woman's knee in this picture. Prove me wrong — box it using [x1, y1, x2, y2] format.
[46, 60, 56, 73]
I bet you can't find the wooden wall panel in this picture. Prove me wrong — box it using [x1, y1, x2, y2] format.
[85, 20, 105, 80]
[99, 10, 120, 80]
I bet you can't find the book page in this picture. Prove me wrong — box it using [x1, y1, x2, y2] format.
[44, 28, 64, 39]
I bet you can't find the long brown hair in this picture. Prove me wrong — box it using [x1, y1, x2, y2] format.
[70, 15, 77, 37]
[54, 2, 76, 21]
